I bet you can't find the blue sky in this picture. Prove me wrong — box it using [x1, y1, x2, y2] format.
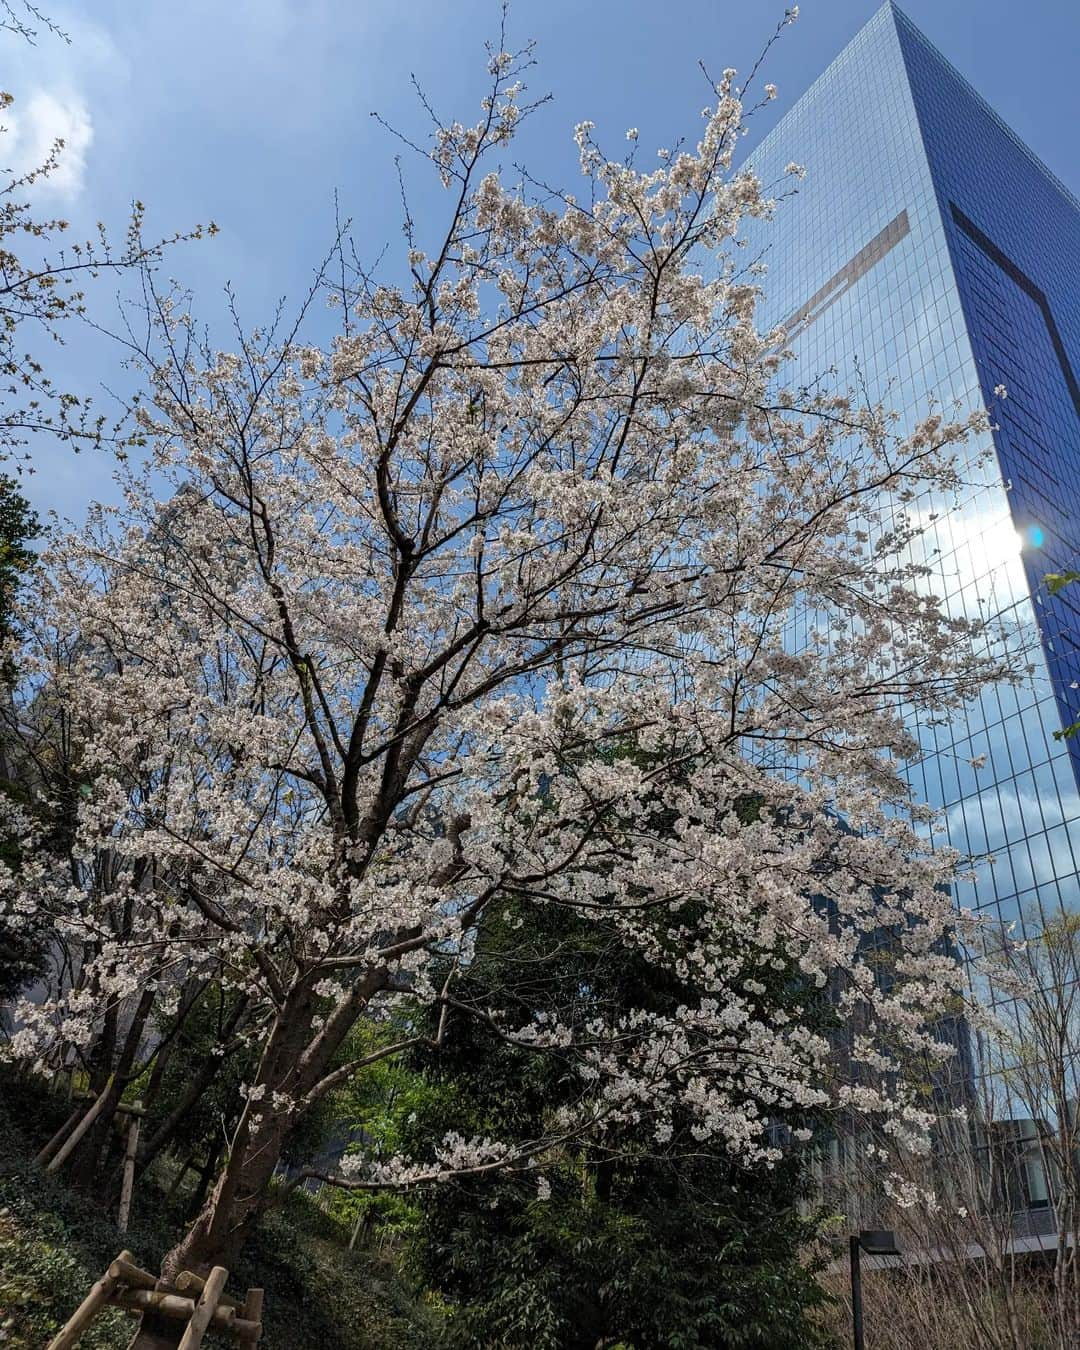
[8, 0, 1077, 522]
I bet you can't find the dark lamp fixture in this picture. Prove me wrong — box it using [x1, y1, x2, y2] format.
[850, 1228, 902, 1348]
[858, 1229, 901, 1256]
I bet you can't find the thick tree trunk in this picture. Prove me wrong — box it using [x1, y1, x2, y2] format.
[159, 971, 384, 1277]
[166, 1109, 293, 1278]
[160, 992, 316, 1277]
[126, 1308, 187, 1350]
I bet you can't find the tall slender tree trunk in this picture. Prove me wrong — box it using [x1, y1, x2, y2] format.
[185, 1136, 224, 1222]
[70, 982, 157, 1194]
[140, 977, 208, 1113]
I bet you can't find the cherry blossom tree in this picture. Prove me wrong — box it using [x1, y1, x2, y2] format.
[2, 18, 1010, 1288]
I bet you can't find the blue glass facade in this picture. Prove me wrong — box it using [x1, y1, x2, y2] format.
[743, 4, 1080, 959]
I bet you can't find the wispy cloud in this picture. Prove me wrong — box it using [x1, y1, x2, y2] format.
[4, 87, 93, 198]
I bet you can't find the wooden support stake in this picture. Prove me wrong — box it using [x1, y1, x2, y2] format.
[46, 1075, 114, 1174]
[174, 1270, 243, 1310]
[45, 1250, 130, 1350]
[110, 1288, 247, 1332]
[108, 1256, 159, 1291]
[74, 1092, 147, 1118]
[239, 1288, 263, 1348]
[117, 1108, 142, 1232]
[177, 1266, 228, 1350]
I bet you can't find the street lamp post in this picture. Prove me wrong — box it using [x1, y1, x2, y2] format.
[849, 1229, 901, 1350]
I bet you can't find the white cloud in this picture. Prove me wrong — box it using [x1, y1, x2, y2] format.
[4, 88, 94, 199]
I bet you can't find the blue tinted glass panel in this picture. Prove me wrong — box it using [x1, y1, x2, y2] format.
[740, 4, 1080, 960]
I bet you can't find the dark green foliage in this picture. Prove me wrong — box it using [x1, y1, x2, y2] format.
[0, 475, 47, 1004]
[235, 1198, 443, 1350]
[400, 896, 831, 1350]
[0, 1190, 132, 1349]
[0, 474, 39, 653]
[0, 1073, 179, 1349]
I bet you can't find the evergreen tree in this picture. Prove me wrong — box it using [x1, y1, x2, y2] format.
[0, 474, 44, 1004]
[403, 891, 831, 1350]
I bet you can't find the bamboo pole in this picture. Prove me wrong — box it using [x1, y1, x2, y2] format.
[117, 1109, 142, 1232]
[113, 1291, 197, 1320]
[176, 1266, 228, 1350]
[46, 1075, 114, 1174]
[45, 1251, 130, 1350]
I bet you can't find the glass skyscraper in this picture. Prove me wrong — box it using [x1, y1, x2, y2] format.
[744, 2, 1080, 965]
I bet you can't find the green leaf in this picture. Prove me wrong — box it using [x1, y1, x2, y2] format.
[1045, 570, 1080, 596]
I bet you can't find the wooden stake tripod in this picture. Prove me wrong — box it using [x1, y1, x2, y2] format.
[46, 1251, 263, 1350]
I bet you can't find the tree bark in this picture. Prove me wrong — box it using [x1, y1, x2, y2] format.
[185, 1136, 224, 1222]
[70, 980, 157, 1193]
[162, 991, 316, 1277]
[125, 1307, 186, 1350]
[160, 970, 384, 1277]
